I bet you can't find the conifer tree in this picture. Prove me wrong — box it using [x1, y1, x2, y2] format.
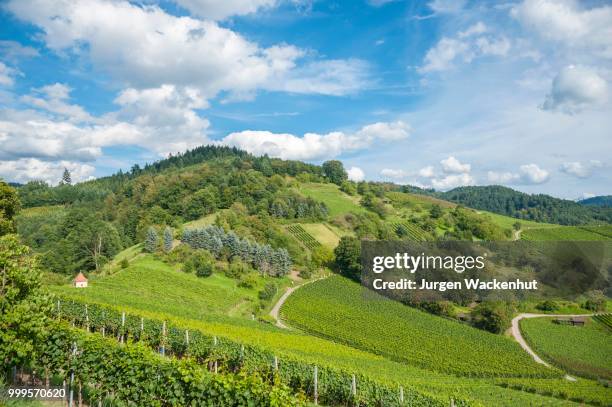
[163, 227, 173, 252]
[61, 168, 72, 185]
[144, 227, 158, 253]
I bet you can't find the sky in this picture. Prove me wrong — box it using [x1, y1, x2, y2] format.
[0, 0, 610, 200]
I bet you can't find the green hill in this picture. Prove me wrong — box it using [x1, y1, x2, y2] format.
[440, 185, 612, 225]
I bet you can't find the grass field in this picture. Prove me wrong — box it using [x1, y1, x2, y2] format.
[281, 275, 557, 378]
[521, 317, 612, 380]
[183, 211, 219, 228]
[51, 256, 266, 319]
[298, 183, 365, 217]
[521, 226, 612, 241]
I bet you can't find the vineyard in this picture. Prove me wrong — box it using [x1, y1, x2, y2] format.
[520, 317, 612, 380]
[54, 299, 470, 407]
[25, 321, 301, 406]
[593, 314, 612, 331]
[389, 220, 428, 241]
[281, 276, 559, 378]
[286, 224, 321, 249]
[579, 225, 612, 239]
[521, 226, 611, 241]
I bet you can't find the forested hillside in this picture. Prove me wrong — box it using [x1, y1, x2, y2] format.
[440, 186, 612, 225]
[579, 195, 612, 208]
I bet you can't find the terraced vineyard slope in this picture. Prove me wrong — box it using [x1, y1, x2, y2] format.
[520, 317, 612, 380]
[281, 275, 558, 378]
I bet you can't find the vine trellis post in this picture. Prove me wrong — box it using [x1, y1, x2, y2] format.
[68, 342, 77, 407]
[351, 374, 356, 397]
[313, 366, 318, 405]
[120, 312, 126, 344]
[399, 385, 404, 403]
[161, 321, 166, 356]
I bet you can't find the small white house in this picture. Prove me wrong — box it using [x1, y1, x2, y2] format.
[73, 272, 88, 288]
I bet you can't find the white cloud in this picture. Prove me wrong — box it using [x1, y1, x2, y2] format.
[5, 0, 368, 100]
[380, 168, 408, 179]
[560, 160, 602, 178]
[0, 40, 39, 62]
[487, 171, 520, 184]
[487, 164, 550, 185]
[21, 83, 95, 123]
[511, 0, 612, 59]
[0, 158, 95, 185]
[431, 173, 474, 190]
[419, 23, 510, 73]
[347, 166, 365, 182]
[0, 62, 17, 86]
[520, 164, 550, 184]
[0, 83, 212, 165]
[542, 65, 608, 114]
[440, 156, 470, 173]
[172, 0, 277, 20]
[458, 22, 487, 38]
[219, 120, 410, 160]
[428, 0, 466, 14]
[418, 165, 435, 178]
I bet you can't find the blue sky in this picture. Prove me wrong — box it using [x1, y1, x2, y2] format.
[0, 0, 610, 199]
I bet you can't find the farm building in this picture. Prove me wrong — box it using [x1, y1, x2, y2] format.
[73, 272, 88, 288]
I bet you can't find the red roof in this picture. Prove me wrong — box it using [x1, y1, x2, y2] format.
[74, 272, 88, 282]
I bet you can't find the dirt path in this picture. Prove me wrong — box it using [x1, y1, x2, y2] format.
[510, 313, 593, 381]
[269, 276, 328, 329]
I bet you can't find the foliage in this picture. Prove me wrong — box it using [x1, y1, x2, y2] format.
[182, 226, 291, 277]
[258, 281, 278, 301]
[55, 299, 470, 407]
[521, 317, 612, 380]
[61, 168, 72, 185]
[322, 160, 347, 186]
[281, 276, 556, 378]
[144, 226, 159, 253]
[535, 300, 559, 312]
[163, 226, 173, 252]
[470, 302, 515, 334]
[0, 235, 51, 367]
[32, 322, 302, 406]
[184, 250, 214, 278]
[0, 181, 20, 236]
[440, 185, 612, 225]
[333, 237, 361, 281]
[521, 226, 611, 241]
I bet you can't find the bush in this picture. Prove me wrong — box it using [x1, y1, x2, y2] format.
[536, 300, 559, 312]
[471, 302, 515, 334]
[120, 259, 129, 269]
[164, 243, 193, 265]
[184, 250, 214, 278]
[225, 259, 251, 279]
[238, 273, 258, 289]
[258, 281, 277, 301]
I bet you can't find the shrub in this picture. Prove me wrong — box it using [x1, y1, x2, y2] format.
[184, 250, 214, 278]
[471, 302, 515, 334]
[238, 273, 258, 289]
[258, 281, 277, 301]
[120, 259, 129, 269]
[225, 259, 250, 279]
[536, 300, 559, 312]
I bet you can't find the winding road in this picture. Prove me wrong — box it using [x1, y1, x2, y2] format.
[269, 276, 327, 329]
[510, 313, 594, 381]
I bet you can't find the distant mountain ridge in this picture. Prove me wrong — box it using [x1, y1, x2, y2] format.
[579, 195, 612, 208]
[438, 185, 612, 226]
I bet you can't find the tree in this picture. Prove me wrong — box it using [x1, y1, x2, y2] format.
[430, 204, 442, 219]
[471, 302, 515, 334]
[61, 168, 72, 185]
[322, 160, 348, 186]
[333, 236, 362, 281]
[163, 227, 173, 252]
[66, 217, 122, 272]
[0, 181, 20, 236]
[144, 227, 158, 253]
[512, 221, 522, 231]
[0, 235, 52, 368]
[184, 250, 214, 277]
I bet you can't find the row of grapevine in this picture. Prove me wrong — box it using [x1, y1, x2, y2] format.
[579, 225, 612, 239]
[390, 221, 427, 241]
[286, 225, 321, 249]
[281, 276, 559, 379]
[27, 321, 301, 406]
[55, 299, 471, 407]
[495, 378, 612, 406]
[593, 314, 612, 332]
